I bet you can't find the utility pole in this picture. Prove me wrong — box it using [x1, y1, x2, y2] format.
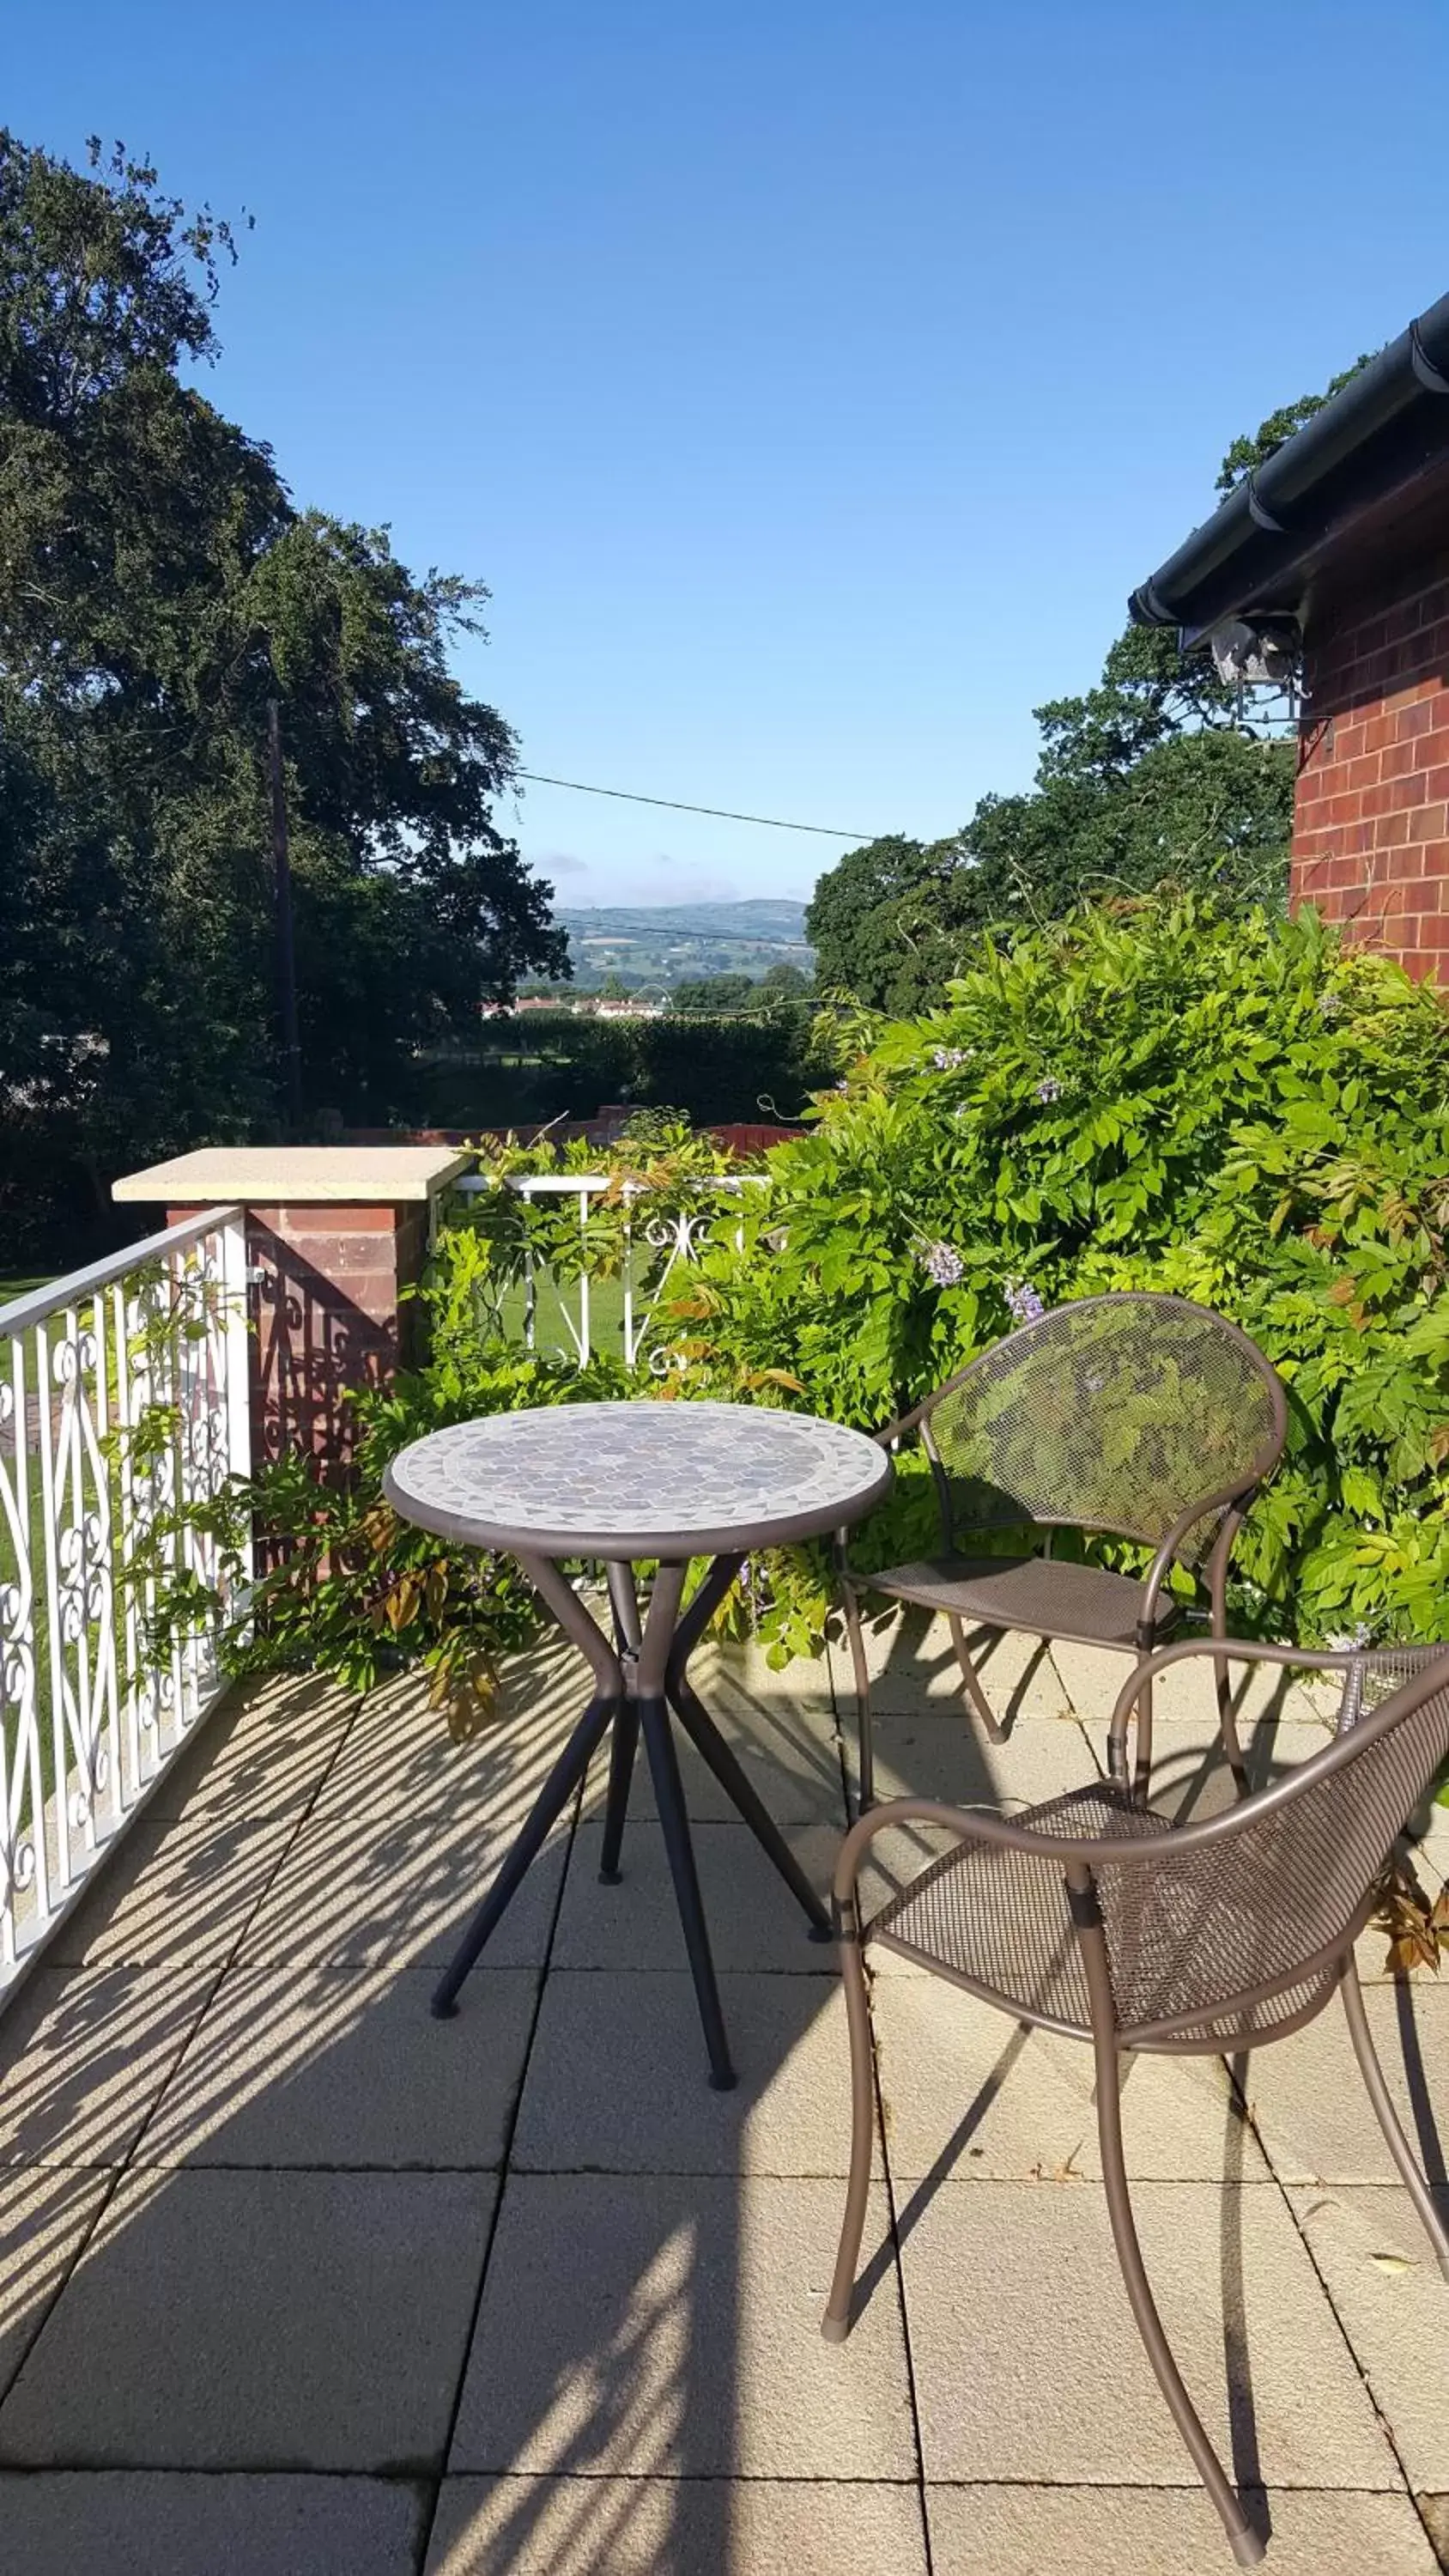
[267, 696, 302, 1135]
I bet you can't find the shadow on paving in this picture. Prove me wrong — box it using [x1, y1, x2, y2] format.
[0, 1614, 1438, 2574]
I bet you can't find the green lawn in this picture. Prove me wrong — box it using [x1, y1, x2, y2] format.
[0, 1276, 52, 1309]
[495, 1267, 637, 1364]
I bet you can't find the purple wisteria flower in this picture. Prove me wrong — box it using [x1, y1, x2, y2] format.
[919, 1240, 967, 1289]
[1034, 1074, 1064, 1105]
[1318, 991, 1344, 1020]
[1004, 1277, 1046, 1326]
[931, 1045, 970, 1071]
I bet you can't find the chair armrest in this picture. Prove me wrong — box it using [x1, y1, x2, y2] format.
[1104, 1635, 1370, 1790]
[1137, 1477, 1263, 1637]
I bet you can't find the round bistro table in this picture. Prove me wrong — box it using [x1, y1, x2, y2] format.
[384, 1398, 892, 2087]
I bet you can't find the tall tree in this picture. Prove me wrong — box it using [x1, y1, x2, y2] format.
[801, 373, 1379, 1012]
[0, 133, 565, 1249]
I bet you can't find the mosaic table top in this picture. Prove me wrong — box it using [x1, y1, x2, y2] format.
[384, 1399, 892, 1559]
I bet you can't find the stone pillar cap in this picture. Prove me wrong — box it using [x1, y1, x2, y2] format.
[112, 1145, 470, 1206]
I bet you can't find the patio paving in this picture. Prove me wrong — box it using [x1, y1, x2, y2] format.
[0, 1619, 1445, 2573]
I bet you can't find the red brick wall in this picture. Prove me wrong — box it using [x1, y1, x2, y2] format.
[1291, 552, 1449, 978]
[170, 1198, 429, 1477]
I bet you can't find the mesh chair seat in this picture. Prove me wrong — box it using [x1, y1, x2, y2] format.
[869, 1779, 1343, 2048]
[867, 1553, 1179, 1649]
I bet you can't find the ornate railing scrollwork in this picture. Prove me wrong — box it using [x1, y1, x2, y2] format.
[0, 1208, 251, 1991]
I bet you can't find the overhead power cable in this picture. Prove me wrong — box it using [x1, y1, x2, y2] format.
[515, 770, 874, 839]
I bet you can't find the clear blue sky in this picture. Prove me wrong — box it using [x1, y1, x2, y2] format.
[9, 3, 1449, 910]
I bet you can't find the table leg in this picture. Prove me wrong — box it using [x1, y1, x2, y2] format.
[639, 1690, 736, 2090]
[599, 1562, 644, 1883]
[597, 1703, 640, 1885]
[431, 1686, 620, 2019]
[667, 1664, 833, 1940]
[634, 1560, 736, 2088]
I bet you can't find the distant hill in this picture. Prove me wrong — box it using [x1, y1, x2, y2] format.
[552, 898, 814, 990]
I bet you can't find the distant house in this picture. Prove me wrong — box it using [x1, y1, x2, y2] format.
[1131, 291, 1449, 980]
[479, 995, 575, 1019]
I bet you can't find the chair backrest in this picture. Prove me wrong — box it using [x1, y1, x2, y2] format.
[1100, 1649, 1449, 2043]
[922, 1292, 1286, 1559]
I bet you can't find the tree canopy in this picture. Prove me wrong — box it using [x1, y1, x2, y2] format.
[0, 133, 565, 1251]
[803, 385, 1362, 1011]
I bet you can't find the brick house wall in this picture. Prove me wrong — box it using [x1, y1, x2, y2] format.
[1291, 549, 1449, 977]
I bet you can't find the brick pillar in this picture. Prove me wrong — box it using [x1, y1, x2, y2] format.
[1291, 553, 1449, 980]
[221, 1200, 429, 1473]
[114, 1147, 466, 1479]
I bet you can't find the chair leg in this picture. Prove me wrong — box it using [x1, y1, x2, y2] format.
[841, 1577, 876, 1813]
[1340, 1953, 1449, 2281]
[1088, 1958, 1263, 2563]
[822, 1912, 876, 2342]
[949, 1613, 1008, 1746]
[1208, 1540, 1248, 1796]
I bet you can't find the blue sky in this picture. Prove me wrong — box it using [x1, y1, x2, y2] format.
[9, 3, 1449, 909]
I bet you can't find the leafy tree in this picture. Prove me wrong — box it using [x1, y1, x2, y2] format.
[805, 834, 980, 1013]
[672, 973, 758, 1015]
[802, 369, 1380, 1012]
[759, 961, 813, 1003]
[0, 131, 565, 1250]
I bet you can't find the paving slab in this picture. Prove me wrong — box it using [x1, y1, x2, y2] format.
[898, 2177, 1395, 2488]
[1051, 1640, 1336, 1738]
[1286, 2183, 1449, 2494]
[240, 1781, 570, 1969]
[0, 1962, 214, 2166]
[45, 1807, 294, 1971]
[136, 1962, 539, 2170]
[871, 1971, 1268, 2184]
[689, 1637, 844, 1709]
[582, 1685, 845, 1827]
[426, 2474, 929, 2574]
[0, 2166, 496, 2470]
[0, 2164, 112, 2402]
[862, 1707, 1102, 1814]
[448, 2172, 915, 2479]
[554, 1820, 838, 1973]
[1234, 1977, 1449, 2186]
[925, 2482, 1438, 2574]
[840, 1606, 1073, 1720]
[511, 1969, 864, 2176]
[0, 2470, 427, 2576]
[315, 1653, 585, 1818]
[144, 1671, 355, 1821]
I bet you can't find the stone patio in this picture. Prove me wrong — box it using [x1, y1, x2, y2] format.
[0, 1612, 1446, 2573]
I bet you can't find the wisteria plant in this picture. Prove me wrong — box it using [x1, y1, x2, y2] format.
[665, 896, 1449, 1657]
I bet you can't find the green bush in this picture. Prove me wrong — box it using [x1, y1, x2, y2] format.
[673, 897, 1449, 1647]
[428, 1003, 837, 1129]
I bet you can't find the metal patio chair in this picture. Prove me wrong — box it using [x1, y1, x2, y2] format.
[822, 1635, 1449, 2568]
[839, 1292, 1288, 1806]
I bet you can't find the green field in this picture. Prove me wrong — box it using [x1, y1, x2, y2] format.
[0, 1277, 52, 1308]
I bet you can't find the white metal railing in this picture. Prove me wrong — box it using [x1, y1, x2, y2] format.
[452, 1173, 758, 1370]
[0, 1207, 251, 1992]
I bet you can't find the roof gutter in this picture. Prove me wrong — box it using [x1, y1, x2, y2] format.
[1129, 289, 1449, 643]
